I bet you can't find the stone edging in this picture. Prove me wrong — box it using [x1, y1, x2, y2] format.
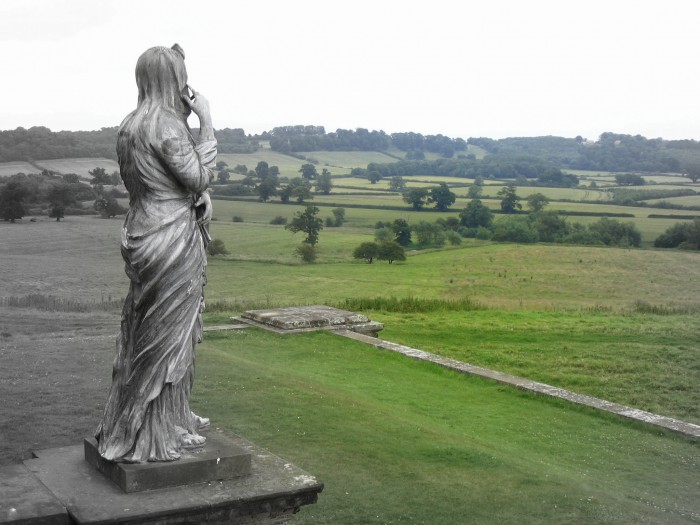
[335, 329, 700, 440]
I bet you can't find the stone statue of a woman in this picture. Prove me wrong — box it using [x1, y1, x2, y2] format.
[96, 44, 216, 462]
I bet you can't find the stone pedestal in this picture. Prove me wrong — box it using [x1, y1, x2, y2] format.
[83, 430, 252, 493]
[2, 429, 322, 525]
[236, 305, 384, 336]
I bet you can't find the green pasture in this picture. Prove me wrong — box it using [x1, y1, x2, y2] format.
[296, 150, 399, 168]
[192, 329, 700, 524]
[216, 152, 346, 178]
[644, 194, 700, 207]
[0, 161, 37, 177]
[204, 241, 700, 312]
[34, 157, 119, 179]
[209, 221, 374, 263]
[0, 158, 119, 179]
[372, 309, 700, 424]
[210, 196, 695, 245]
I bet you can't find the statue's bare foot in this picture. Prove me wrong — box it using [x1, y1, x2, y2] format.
[191, 411, 210, 430]
[175, 425, 206, 449]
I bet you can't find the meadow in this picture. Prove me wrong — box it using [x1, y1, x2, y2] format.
[1, 151, 699, 523]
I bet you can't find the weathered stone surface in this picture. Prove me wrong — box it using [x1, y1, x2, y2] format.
[24, 430, 323, 524]
[237, 305, 383, 335]
[83, 429, 252, 493]
[0, 464, 68, 525]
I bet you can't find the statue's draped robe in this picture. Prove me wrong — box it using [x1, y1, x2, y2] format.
[97, 107, 216, 462]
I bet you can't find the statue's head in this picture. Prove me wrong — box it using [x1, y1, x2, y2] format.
[134, 44, 189, 116]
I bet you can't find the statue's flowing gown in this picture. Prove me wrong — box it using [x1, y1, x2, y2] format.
[96, 107, 216, 462]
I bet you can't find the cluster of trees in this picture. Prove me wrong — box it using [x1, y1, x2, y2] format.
[458, 196, 642, 247]
[354, 155, 576, 187]
[370, 192, 643, 249]
[0, 167, 126, 222]
[353, 241, 406, 264]
[213, 161, 333, 203]
[468, 133, 698, 174]
[402, 183, 456, 211]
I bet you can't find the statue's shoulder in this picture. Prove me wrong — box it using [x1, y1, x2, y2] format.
[151, 109, 190, 142]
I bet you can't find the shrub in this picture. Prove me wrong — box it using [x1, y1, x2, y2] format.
[232, 215, 244, 222]
[207, 239, 229, 256]
[446, 230, 462, 245]
[270, 215, 287, 225]
[492, 217, 538, 243]
[654, 221, 693, 248]
[295, 243, 317, 263]
[588, 218, 641, 247]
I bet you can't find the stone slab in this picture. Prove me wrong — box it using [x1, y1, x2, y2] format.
[24, 429, 323, 524]
[237, 305, 383, 335]
[83, 430, 252, 493]
[0, 464, 69, 525]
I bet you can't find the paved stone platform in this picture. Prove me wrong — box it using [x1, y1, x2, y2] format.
[9, 429, 322, 525]
[338, 330, 700, 439]
[235, 305, 384, 336]
[0, 463, 68, 524]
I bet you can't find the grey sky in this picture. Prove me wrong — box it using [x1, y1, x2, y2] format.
[2, 0, 699, 141]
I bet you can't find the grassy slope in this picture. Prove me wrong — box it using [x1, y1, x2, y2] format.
[193, 329, 700, 524]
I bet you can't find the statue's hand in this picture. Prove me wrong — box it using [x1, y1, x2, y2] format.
[194, 192, 212, 225]
[182, 86, 211, 121]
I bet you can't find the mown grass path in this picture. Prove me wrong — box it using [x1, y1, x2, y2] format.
[193, 329, 700, 525]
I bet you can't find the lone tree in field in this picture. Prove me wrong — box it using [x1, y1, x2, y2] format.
[526, 192, 550, 213]
[428, 183, 456, 211]
[48, 183, 77, 221]
[353, 242, 379, 263]
[315, 169, 333, 194]
[391, 218, 412, 245]
[0, 180, 29, 223]
[683, 163, 700, 184]
[89, 167, 113, 186]
[299, 163, 318, 180]
[403, 187, 430, 210]
[377, 241, 406, 264]
[498, 184, 522, 213]
[459, 199, 493, 228]
[286, 205, 323, 246]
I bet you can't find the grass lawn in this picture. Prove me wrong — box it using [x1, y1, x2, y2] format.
[192, 329, 700, 524]
[371, 309, 700, 425]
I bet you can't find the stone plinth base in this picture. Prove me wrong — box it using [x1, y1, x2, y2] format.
[84, 429, 252, 493]
[236, 305, 384, 336]
[8, 429, 322, 525]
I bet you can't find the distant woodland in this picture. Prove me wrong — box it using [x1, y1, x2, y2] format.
[3, 125, 700, 175]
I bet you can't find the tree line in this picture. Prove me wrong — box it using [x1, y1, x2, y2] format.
[265, 126, 468, 157]
[353, 155, 577, 187]
[0, 126, 259, 162]
[468, 132, 700, 174]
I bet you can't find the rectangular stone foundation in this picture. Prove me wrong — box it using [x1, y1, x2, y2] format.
[84, 429, 252, 493]
[21, 429, 323, 524]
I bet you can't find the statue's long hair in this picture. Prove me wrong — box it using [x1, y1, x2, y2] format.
[118, 45, 191, 188]
[119, 44, 190, 143]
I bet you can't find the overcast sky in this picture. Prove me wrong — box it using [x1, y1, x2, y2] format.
[2, 0, 699, 141]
